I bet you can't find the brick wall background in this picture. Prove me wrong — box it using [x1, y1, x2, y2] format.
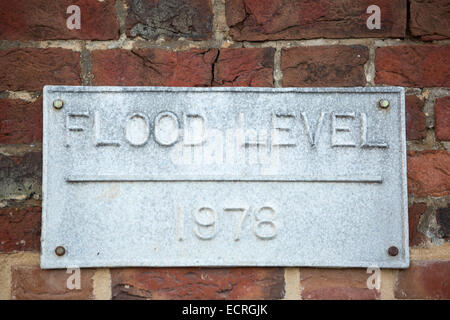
[0, 0, 449, 300]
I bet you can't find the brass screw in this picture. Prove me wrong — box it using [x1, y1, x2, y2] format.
[53, 99, 64, 109]
[388, 246, 399, 257]
[55, 246, 66, 256]
[379, 99, 390, 108]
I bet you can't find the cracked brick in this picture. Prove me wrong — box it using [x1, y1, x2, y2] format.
[226, 0, 406, 41]
[91, 48, 275, 87]
[91, 48, 218, 86]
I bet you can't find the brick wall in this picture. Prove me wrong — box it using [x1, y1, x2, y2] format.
[0, 0, 449, 300]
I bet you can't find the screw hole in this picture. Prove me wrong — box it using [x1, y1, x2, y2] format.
[55, 246, 66, 256]
[388, 246, 398, 256]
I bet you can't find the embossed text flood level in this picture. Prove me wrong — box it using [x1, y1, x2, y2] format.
[42, 86, 408, 268]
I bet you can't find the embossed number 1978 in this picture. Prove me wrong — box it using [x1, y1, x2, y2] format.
[177, 206, 278, 241]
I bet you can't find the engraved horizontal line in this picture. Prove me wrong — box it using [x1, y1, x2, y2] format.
[65, 175, 382, 183]
[45, 86, 404, 94]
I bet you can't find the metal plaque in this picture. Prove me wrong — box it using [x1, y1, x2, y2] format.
[42, 86, 408, 269]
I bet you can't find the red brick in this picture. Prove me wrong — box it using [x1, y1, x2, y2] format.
[126, 0, 212, 40]
[0, 152, 42, 201]
[0, 49, 81, 91]
[435, 96, 450, 141]
[405, 95, 426, 141]
[407, 151, 450, 197]
[0, 207, 41, 253]
[409, 0, 450, 41]
[213, 48, 274, 87]
[375, 46, 450, 87]
[0, 0, 118, 40]
[281, 46, 368, 87]
[0, 98, 42, 144]
[300, 268, 380, 300]
[395, 260, 450, 299]
[91, 49, 218, 86]
[11, 266, 95, 300]
[408, 203, 427, 247]
[226, 0, 406, 41]
[111, 268, 284, 300]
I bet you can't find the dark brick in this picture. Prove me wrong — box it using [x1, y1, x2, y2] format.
[437, 205, 450, 239]
[126, 0, 213, 40]
[0, 152, 42, 201]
